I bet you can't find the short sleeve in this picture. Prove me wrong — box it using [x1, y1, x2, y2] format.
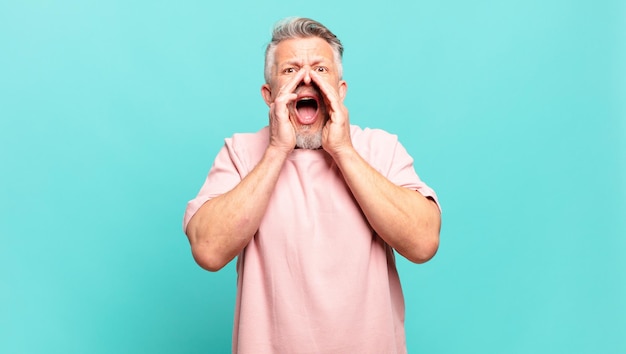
[351, 126, 441, 212]
[386, 138, 441, 211]
[182, 128, 270, 232]
[182, 140, 243, 232]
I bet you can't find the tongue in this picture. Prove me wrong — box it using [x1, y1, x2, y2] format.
[297, 106, 317, 124]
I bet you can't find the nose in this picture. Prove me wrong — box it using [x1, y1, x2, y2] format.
[302, 68, 312, 85]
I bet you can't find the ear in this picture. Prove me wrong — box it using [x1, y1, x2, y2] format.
[338, 80, 348, 101]
[261, 84, 273, 106]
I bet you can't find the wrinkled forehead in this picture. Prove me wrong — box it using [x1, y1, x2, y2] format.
[273, 37, 335, 66]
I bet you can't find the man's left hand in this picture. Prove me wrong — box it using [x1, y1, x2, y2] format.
[310, 70, 352, 157]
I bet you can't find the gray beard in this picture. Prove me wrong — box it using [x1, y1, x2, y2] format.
[295, 130, 323, 150]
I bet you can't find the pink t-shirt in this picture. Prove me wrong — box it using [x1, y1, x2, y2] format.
[184, 125, 439, 354]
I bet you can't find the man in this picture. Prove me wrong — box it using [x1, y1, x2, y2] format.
[183, 17, 441, 354]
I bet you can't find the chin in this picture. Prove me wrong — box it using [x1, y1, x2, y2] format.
[295, 130, 323, 150]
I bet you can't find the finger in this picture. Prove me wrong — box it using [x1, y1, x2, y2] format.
[309, 70, 343, 112]
[311, 70, 340, 97]
[271, 93, 298, 124]
[310, 71, 342, 104]
[273, 92, 298, 108]
[276, 69, 307, 100]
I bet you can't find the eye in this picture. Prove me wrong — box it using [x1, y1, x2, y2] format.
[315, 66, 328, 73]
[282, 67, 297, 74]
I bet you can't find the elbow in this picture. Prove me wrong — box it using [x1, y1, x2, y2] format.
[191, 244, 231, 272]
[186, 221, 234, 272]
[401, 198, 441, 264]
[412, 208, 441, 263]
[405, 228, 440, 264]
[411, 237, 439, 264]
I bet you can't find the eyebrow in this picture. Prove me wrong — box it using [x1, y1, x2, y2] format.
[280, 57, 328, 67]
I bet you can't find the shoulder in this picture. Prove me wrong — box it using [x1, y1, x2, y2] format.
[227, 126, 269, 150]
[223, 126, 269, 173]
[350, 125, 400, 154]
[350, 124, 416, 178]
[350, 125, 399, 145]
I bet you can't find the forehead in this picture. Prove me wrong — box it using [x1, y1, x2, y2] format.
[273, 37, 335, 65]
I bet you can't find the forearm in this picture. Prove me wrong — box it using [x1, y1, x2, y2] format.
[333, 148, 441, 263]
[186, 146, 289, 271]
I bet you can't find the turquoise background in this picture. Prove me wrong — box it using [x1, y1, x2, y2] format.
[1, 0, 624, 353]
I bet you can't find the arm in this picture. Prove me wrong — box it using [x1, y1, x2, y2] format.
[312, 70, 441, 263]
[185, 146, 289, 271]
[185, 70, 307, 271]
[332, 149, 441, 263]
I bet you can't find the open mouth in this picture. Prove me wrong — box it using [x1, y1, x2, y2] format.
[295, 97, 319, 125]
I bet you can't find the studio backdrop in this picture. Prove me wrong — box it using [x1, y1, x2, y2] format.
[1, 1, 624, 353]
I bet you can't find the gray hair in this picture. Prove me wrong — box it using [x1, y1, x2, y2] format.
[264, 17, 344, 83]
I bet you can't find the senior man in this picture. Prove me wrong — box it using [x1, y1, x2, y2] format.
[183, 17, 441, 354]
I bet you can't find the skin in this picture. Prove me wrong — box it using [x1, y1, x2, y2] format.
[186, 37, 441, 271]
[262, 37, 344, 149]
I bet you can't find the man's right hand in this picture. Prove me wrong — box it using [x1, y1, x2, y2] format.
[266, 69, 307, 154]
